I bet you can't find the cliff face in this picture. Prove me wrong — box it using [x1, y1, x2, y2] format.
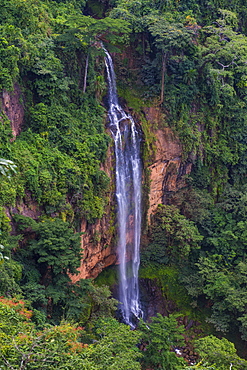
[144, 107, 192, 221]
[72, 145, 117, 280]
[72, 215, 117, 280]
[3, 85, 192, 280]
[76, 106, 192, 278]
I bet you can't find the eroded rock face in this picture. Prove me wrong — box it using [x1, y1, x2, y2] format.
[144, 107, 192, 221]
[71, 217, 117, 281]
[74, 107, 192, 279]
[71, 145, 117, 281]
[1, 84, 24, 139]
[1, 86, 192, 280]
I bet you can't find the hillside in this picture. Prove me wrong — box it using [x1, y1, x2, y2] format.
[2, 0, 247, 368]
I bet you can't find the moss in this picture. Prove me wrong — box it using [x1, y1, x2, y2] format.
[59, 203, 74, 224]
[0, 206, 11, 237]
[118, 88, 146, 113]
[139, 264, 212, 330]
[141, 113, 156, 164]
[118, 87, 156, 160]
[94, 265, 118, 287]
[90, 230, 101, 245]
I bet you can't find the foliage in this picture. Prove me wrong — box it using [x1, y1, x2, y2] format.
[132, 5, 247, 346]
[181, 364, 215, 370]
[88, 285, 118, 322]
[0, 298, 90, 369]
[0, 158, 16, 178]
[110, 0, 247, 33]
[13, 215, 88, 321]
[66, 15, 131, 46]
[2, 0, 247, 364]
[0, 207, 22, 296]
[89, 317, 142, 369]
[0, 0, 123, 224]
[8, 121, 109, 221]
[148, 16, 196, 55]
[0, 298, 141, 370]
[15, 215, 82, 274]
[177, 184, 247, 337]
[183, 256, 247, 338]
[0, 257, 22, 296]
[139, 313, 186, 370]
[194, 335, 247, 370]
[142, 204, 202, 266]
[0, 28, 20, 90]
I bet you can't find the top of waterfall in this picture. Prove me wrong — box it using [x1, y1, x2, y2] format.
[102, 44, 119, 107]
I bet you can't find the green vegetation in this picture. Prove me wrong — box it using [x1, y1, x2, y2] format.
[2, 0, 247, 367]
[194, 335, 247, 370]
[139, 313, 186, 370]
[111, 0, 247, 355]
[0, 297, 141, 369]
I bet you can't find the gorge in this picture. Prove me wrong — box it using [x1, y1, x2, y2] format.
[2, 0, 247, 367]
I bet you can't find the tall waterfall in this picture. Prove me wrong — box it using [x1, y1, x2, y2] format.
[103, 47, 142, 327]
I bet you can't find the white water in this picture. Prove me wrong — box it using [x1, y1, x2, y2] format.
[103, 47, 143, 327]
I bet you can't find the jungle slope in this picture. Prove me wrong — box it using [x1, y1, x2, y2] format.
[1, 0, 247, 368]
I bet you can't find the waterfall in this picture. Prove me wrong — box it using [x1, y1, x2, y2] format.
[103, 47, 143, 327]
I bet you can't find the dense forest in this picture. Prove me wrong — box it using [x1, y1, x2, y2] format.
[2, 0, 247, 368]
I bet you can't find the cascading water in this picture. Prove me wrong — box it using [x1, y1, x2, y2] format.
[103, 47, 143, 327]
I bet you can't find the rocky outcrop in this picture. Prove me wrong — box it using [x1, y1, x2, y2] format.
[144, 107, 192, 221]
[74, 107, 192, 279]
[1, 84, 24, 139]
[71, 145, 117, 281]
[140, 277, 175, 319]
[71, 215, 117, 280]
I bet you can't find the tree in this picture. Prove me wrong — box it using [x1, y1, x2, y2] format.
[180, 364, 215, 369]
[194, 335, 247, 370]
[87, 285, 118, 322]
[139, 313, 186, 370]
[57, 15, 130, 92]
[0, 299, 141, 370]
[90, 317, 142, 370]
[0, 298, 95, 370]
[0, 206, 22, 296]
[199, 10, 247, 95]
[144, 204, 202, 266]
[14, 215, 84, 321]
[148, 16, 197, 103]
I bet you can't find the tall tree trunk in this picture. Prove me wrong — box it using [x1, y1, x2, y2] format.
[160, 51, 167, 105]
[83, 53, 89, 93]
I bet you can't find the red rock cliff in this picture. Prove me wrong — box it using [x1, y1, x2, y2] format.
[71, 144, 117, 281]
[75, 106, 192, 279]
[2, 84, 191, 280]
[144, 107, 192, 221]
